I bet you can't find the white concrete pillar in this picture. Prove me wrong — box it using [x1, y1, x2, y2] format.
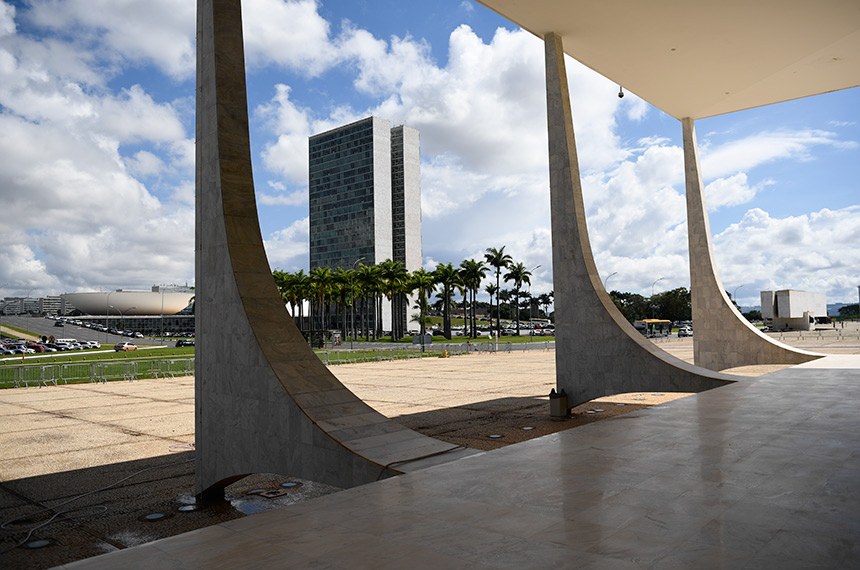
[682, 118, 820, 370]
[544, 33, 734, 407]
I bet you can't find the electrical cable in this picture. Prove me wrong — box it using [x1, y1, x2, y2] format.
[0, 456, 195, 553]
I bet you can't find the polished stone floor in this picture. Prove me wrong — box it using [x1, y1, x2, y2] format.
[63, 355, 860, 569]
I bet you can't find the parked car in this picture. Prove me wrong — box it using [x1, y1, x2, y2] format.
[678, 326, 693, 337]
[175, 339, 195, 347]
[114, 342, 137, 352]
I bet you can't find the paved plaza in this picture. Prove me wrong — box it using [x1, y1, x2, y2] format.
[0, 332, 858, 568]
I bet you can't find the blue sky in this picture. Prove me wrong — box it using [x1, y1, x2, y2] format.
[0, 0, 858, 307]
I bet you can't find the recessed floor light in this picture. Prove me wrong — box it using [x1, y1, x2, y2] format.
[177, 504, 200, 512]
[488, 434, 503, 439]
[521, 426, 534, 431]
[140, 512, 170, 522]
[22, 539, 53, 549]
[280, 481, 303, 489]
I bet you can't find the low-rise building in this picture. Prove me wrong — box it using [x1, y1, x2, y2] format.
[760, 289, 827, 331]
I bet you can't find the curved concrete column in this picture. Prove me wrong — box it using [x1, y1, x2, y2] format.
[195, 0, 473, 499]
[545, 33, 737, 407]
[682, 118, 822, 371]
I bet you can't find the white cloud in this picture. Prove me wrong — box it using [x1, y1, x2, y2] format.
[0, 6, 194, 294]
[264, 217, 310, 270]
[700, 129, 856, 179]
[28, 0, 196, 79]
[125, 150, 165, 177]
[714, 207, 860, 305]
[243, 0, 337, 75]
[0, 1, 15, 37]
[704, 173, 773, 210]
[259, 190, 306, 206]
[257, 84, 312, 185]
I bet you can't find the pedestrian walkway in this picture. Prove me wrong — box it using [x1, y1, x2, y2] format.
[63, 354, 860, 568]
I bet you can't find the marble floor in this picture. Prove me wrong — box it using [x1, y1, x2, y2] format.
[63, 355, 860, 569]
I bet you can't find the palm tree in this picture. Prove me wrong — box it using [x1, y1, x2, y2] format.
[309, 266, 334, 336]
[355, 263, 382, 340]
[504, 262, 532, 336]
[537, 292, 553, 320]
[410, 268, 436, 337]
[379, 259, 409, 341]
[433, 262, 460, 339]
[484, 246, 512, 336]
[485, 283, 498, 323]
[460, 259, 487, 338]
[332, 267, 351, 336]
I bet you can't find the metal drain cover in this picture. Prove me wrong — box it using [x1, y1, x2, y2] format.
[259, 489, 290, 499]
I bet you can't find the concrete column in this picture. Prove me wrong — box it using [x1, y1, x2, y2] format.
[544, 32, 736, 407]
[195, 0, 471, 499]
[682, 118, 820, 370]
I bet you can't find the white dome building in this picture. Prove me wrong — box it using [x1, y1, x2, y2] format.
[62, 291, 194, 316]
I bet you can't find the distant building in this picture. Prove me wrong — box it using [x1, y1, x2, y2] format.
[761, 289, 827, 331]
[308, 116, 422, 333]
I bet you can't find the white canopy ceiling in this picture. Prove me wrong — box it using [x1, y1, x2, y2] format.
[478, 0, 860, 119]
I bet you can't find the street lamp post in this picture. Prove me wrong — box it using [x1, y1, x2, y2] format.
[651, 277, 667, 298]
[527, 265, 542, 334]
[105, 292, 113, 343]
[650, 277, 667, 323]
[731, 284, 745, 310]
[350, 257, 364, 348]
[603, 271, 618, 291]
[0, 282, 8, 341]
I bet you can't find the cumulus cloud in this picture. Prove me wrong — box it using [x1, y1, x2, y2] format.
[243, 0, 337, 75]
[28, 0, 196, 79]
[0, 2, 195, 294]
[714, 207, 860, 305]
[0, 1, 15, 37]
[264, 217, 310, 270]
[1, 0, 856, 309]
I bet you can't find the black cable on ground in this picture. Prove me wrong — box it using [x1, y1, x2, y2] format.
[0, 456, 195, 554]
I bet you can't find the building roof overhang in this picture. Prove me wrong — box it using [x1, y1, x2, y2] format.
[477, 0, 860, 119]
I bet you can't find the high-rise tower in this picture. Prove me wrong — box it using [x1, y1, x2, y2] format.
[308, 116, 421, 333]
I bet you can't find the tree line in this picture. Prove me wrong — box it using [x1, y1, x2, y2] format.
[273, 246, 552, 342]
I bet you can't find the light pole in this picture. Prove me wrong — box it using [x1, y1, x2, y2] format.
[0, 282, 8, 341]
[603, 271, 618, 291]
[109, 305, 136, 336]
[350, 257, 364, 347]
[650, 277, 667, 322]
[732, 285, 745, 309]
[651, 277, 667, 298]
[105, 291, 113, 343]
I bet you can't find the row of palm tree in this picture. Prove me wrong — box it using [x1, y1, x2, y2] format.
[272, 246, 549, 341]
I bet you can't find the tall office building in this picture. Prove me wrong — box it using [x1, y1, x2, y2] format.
[308, 116, 422, 332]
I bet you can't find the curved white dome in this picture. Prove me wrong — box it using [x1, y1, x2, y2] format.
[62, 291, 194, 315]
